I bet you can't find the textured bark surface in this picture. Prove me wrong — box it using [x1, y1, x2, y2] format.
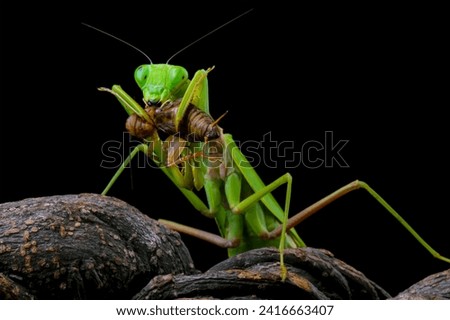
[134, 247, 391, 300]
[2, 194, 447, 300]
[0, 272, 35, 299]
[391, 268, 450, 300]
[0, 194, 196, 299]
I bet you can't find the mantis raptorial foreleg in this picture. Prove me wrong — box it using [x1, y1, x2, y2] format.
[175, 67, 214, 128]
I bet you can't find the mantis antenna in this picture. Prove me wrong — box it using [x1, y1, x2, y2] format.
[81, 22, 153, 64]
[82, 8, 253, 65]
[165, 8, 254, 63]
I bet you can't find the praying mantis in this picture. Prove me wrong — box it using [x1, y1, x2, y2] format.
[83, 15, 450, 281]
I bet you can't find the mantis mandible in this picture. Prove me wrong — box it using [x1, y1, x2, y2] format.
[83, 14, 450, 280]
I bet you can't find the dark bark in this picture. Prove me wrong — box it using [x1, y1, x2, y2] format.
[391, 268, 450, 300]
[0, 194, 196, 299]
[2, 194, 447, 300]
[0, 273, 35, 299]
[134, 247, 391, 300]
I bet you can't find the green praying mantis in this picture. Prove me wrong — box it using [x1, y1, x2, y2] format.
[84, 16, 450, 280]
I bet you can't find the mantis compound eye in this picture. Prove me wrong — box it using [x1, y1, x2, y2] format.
[169, 66, 189, 87]
[135, 65, 150, 88]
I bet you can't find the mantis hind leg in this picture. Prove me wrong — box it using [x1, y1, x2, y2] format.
[268, 180, 450, 264]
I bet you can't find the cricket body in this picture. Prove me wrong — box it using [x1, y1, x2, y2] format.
[153, 99, 221, 142]
[125, 107, 156, 139]
[124, 99, 220, 141]
[89, 18, 450, 281]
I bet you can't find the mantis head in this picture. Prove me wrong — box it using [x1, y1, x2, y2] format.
[134, 64, 189, 105]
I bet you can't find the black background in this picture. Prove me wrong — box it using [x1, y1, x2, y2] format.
[1, 2, 449, 296]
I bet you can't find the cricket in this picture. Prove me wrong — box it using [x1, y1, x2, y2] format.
[83, 12, 450, 280]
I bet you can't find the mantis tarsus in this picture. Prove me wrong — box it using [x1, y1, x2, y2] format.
[84, 17, 450, 281]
